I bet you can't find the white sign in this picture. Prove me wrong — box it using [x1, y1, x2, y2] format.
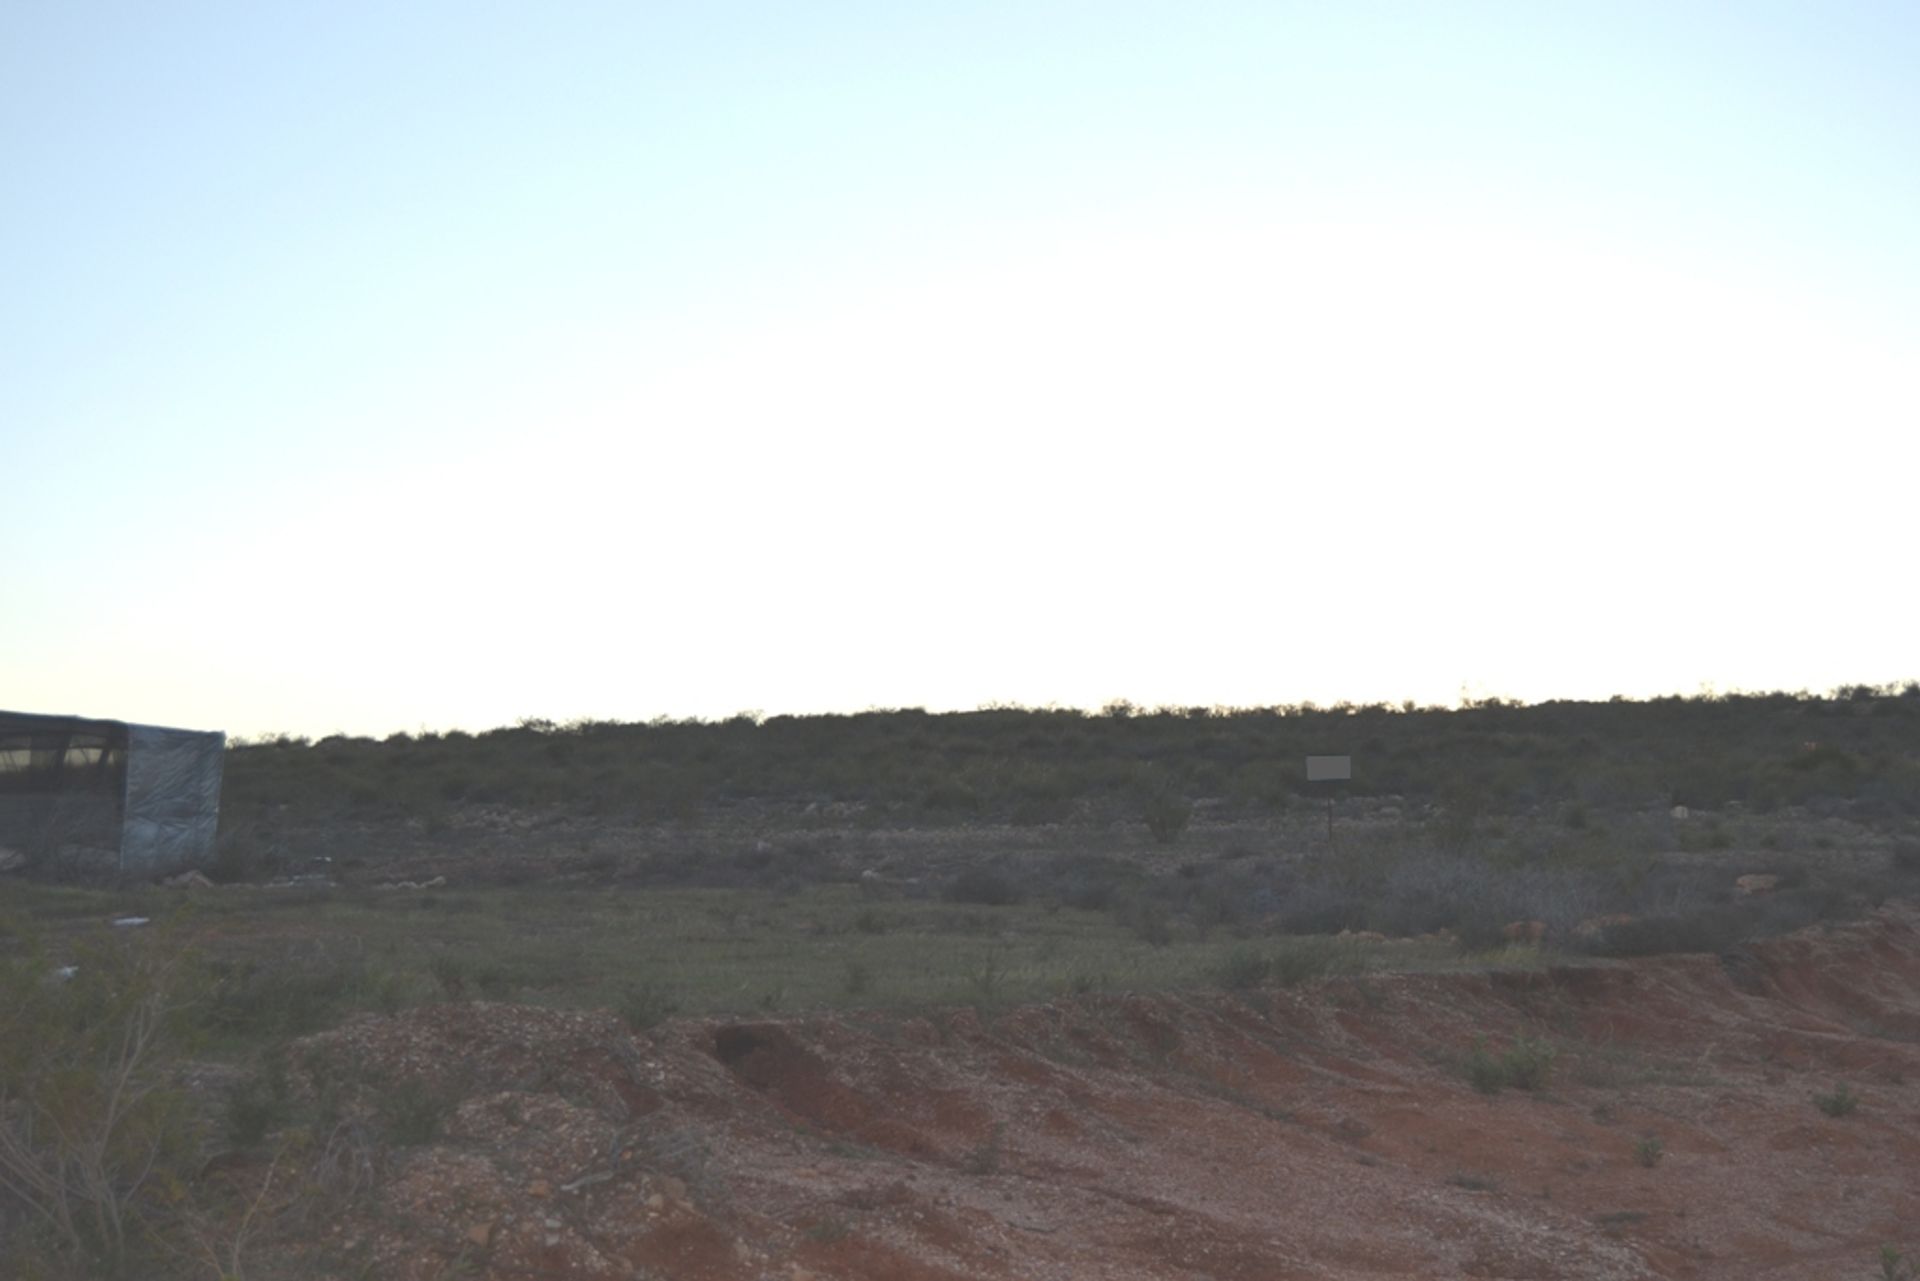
[1306, 755, 1351, 782]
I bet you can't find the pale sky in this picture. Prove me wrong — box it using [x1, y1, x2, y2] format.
[5, 2, 1917, 738]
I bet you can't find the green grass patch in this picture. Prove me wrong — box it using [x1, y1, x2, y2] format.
[2, 882, 1472, 1054]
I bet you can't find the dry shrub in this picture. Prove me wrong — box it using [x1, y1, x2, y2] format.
[0, 929, 201, 1277]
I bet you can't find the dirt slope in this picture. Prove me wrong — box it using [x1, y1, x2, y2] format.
[288, 904, 1920, 1280]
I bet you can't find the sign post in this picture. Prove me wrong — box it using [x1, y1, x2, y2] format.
[1306, 755, 1351, 847]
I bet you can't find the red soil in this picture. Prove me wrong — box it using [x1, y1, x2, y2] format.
[292, 903, 1920, 1280]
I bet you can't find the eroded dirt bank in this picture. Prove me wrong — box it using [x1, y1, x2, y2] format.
[289, 905, 1920, 1280]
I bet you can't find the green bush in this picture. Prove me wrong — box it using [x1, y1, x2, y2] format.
[1208, 938, 1347, 991]
[1677, 821, 1734, 852]
[209, 819, 280, 883]
[1212, 946, 1272, 991]
[375, 1078, 453, 1147]
[618, 980, 680, 1031]
[1633, 1135, 1664, 1168]
[1463, 1034, 1557, 1094]
[1589, 908, 1750, 958]
[1141, 789, 1193, 844]
[965, 952, 1008, 1008]
[1450, 906, 1515, 954]
[1464, 1038, 1508, 1094]
[842, 959, 872, 997]
[1050, 857, 1141, 912]
[1892, 841, 1920, 876]
[945, 867, 1021, 907]
[1502, 1034, 1557, 1090]
[1113, 894, 1173, 946]
[1813, 1082, 1859, 1117]
[1267, 937, 1348, 987]
[206, 945, 384, 1040]
[225, 1056, 294, 1148]
[428, 953, 470, 1000]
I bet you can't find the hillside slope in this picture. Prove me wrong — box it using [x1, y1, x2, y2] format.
[279, 904, 1920, 1280]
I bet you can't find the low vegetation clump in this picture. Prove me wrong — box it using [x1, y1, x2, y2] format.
[1445, 1172, 1500, 1192]
[1464, 1034, 1558, 1094]
[1814, 1082, 1860, 1117]
[1210, 937, 1355, 990]
[1464, 1040, 1507, 1094]
[804, 1215, 852, 1243]
[374, 1078, 454, 1147]
[1893, 841, 1920, 877]
[1634, 1135, 1665, 1168]
[1584, 908, 1751, 958]
[944, 866, 1022, 907]
[206, 943, 402, 1040]
[1213, 945, 1276, 991]
[1139, 783, 1194, 845]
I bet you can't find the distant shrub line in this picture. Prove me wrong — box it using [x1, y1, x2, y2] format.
[222, 686, 1920, 828]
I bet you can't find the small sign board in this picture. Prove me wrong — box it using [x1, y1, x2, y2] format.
[1306, 755, 1351, 782]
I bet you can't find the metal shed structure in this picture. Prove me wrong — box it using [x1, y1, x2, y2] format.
[0, 710, 225, 879]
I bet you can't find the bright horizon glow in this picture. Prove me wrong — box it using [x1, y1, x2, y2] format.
[5, 4, 1917, 738]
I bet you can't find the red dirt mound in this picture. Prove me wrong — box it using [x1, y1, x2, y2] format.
[286, 904, 1920, 1280]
